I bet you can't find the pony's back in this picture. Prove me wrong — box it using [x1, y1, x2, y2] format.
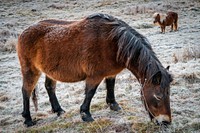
[17, 15, 123, 83]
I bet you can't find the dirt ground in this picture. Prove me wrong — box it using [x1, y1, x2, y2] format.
[0, 0, 200, 132]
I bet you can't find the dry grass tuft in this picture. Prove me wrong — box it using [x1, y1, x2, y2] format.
[131, 122, 160, 132]
[19, 118, 112, 132]
[134, 23, 154, 29]
[119, 100, 136, 113]
[0, 118, 10, 126]
[0, 105, 5, 110]
[96, 0, 113, 7]
[0, 37, 17, 52]
[174, 122, 200, 132]
[110, 123, 132, 132]
[22, 121, 73, 132]
[182, 71, 200, 83]
[63, 109, 79, 118]
[173, 45, 200, 63]
[91, 101, 107, 112]
[0, 95, 9, 102]
[122, 5, 155, 15]
[76, 118, 112, 132]
[34, 112, 49, 121]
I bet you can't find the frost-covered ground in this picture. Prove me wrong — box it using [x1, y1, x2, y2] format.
[0, 0, 200, 132]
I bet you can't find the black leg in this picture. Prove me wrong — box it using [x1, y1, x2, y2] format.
[80, 83, 99, 122]
[105, 77, 121, 111]
[45, 76, 65, 116]
[22, 88, 36, 127]
[21, 69, 40, 127]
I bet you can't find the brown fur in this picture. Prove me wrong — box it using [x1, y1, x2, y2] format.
[153, 11, 178, 33]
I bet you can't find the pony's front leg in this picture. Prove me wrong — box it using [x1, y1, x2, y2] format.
[45, 76, 65, 116]
[105, 77, 121, 111]
[161, 26, 165, 33]
[80, 81, 100, 122]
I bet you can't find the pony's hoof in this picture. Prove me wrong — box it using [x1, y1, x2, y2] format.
[110, 103, 121, 111]
[24, 120, 36, 127]
[57, 109, 65, 116]
[81, 112, 94, 122]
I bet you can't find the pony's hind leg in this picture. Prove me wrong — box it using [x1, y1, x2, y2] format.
[80, 78, 101, 122]
[171, 24, 173, 32]
[22, 68, 41, 127]
[174, 21, 178, 31]
[45, 76, 65, 116]
[105, 77, 121, 111]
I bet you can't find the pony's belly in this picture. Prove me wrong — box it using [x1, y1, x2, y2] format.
[46, 71, 87, 83]
[34, 59, 86, 82]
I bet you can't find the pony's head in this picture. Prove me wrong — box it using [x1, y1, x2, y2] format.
[104, 14, 173, 125]
[141, 66, 173, 126]
[153, 12, 160, 24]
[153, 12, 167, 25]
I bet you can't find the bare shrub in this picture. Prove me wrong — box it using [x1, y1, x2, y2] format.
[0, 95, 9, 102]
[0, 37, 17, 52]
[122, 5, 155, 15]
[95, 0, 113, 7]
[173, 45, 200, 63]
[181, 71, 200, 83]
[134, 23, 154, 29]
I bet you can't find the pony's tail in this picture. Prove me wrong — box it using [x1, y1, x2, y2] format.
[32, 87, 38, 112]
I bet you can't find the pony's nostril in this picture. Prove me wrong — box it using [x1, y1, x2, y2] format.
[162, 120, 171, 125]
[154, 115, 171, 126]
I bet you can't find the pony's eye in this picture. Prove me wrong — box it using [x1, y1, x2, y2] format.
[153, 94, 162, 101]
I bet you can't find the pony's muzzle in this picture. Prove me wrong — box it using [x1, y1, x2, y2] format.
[154, 115, 171, 125]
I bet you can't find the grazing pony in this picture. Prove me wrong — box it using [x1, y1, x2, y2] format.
[153, 11, 178, 33]
[17, 13, 173, 127]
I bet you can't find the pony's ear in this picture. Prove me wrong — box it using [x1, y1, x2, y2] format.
[166, 66, 173, 82]
[166, 66, 170, 71]
[152, 71, 162, 85]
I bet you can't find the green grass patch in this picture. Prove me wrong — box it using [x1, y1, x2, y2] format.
[91, 101, 107, 112]
[17, 121, 73, 133]
[75, 118, 113, 133]
[131, 122, 160, 132]
[63, 109, 79, 118]
[175, 122, 200, 132]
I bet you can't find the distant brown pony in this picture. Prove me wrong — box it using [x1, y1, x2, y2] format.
[17, 13, 173, 127]
[153, 11, 178, 33]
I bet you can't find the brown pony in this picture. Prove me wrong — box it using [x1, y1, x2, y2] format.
[17, 13, 173, 127]
[153, 11, 178, 33]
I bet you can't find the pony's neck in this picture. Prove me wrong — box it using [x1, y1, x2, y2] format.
[129, 67, 146, 85]
[129, 58, 161, 86]
[157, 20, 163, 26]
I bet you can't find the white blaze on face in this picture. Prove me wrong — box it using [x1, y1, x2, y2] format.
[153, 12, 160, 26]
[153, 12, 167, 25]
[153, 12, 159, 18]
[155, 114, 170, 124]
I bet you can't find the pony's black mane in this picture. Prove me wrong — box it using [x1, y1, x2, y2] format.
[87, 13, 172, 90]
[87, 13, 115, 21]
